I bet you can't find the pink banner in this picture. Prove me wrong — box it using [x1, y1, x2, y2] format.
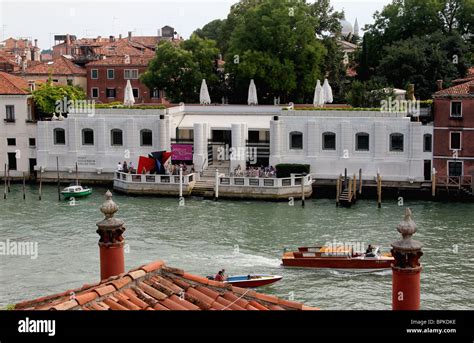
[171, 144, 193, 161]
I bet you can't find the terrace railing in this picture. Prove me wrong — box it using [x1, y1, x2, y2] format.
[115, 171, 196, 185]
[218, 174, 313, 188]
[437, 175, 472, 189]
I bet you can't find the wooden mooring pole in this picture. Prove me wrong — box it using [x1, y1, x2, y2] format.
[358, 168, 362, 195]
[353, 173, 357, 202]
[377, 171, 382, 208]
[431, 168, 436, 197]
[22, 172, 26, 200]
[56, 156, 61, 201]
[336, 175, 341, 207]
[39, 168, 43, 201]
[301, 175, 305, 208]
[3, 163, 7, 200]
[7, 165, 10, 193]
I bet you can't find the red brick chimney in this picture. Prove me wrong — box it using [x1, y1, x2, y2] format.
[436, 80, 443, 91]
[96, 190, 126, 280]
[128, 31, 132, 41]
[391, 208, 423, 310]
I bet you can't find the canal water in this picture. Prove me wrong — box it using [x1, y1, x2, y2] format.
[0, 184, 473, 310]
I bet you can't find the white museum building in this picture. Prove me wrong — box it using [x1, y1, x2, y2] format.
[35, 104, 433, 182]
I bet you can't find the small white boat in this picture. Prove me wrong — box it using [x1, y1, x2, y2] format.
[61, 185, 92, 199]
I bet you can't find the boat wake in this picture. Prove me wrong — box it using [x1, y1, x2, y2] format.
[214, 252, 281, 268]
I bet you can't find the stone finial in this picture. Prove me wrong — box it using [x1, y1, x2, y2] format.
[391, 208, 422, 258]
[100, 190, 118, 219]
[97, 190, 125, 245]
[397, 208, 417, 238]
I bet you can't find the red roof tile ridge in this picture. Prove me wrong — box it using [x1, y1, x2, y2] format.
[0, 71, 30, 95]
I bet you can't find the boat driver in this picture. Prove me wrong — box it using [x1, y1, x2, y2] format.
[365, 245, 375, 257]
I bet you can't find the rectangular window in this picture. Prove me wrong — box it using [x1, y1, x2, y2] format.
[106, 88, 116, 98]
[54, 129, 66, 145]
[29, 138, 36, 146]
[450, 132, 461, 150]
[151, 88, 160, 98]
[322, 133, 336, 150]
[423, 134, 432, 152]
[356, 133, 370, 151]
[7, 138, 16, 146]
[132, 88, 139, 98]
[111, 130, 123, 146]
[91, 88, 99, 98]
[107, 69, 115, 79]
[91, 69, 98, 79]
[448, 161, 463, 177]
[450, 101, 462, 118]
[5, 105, 15, 122]
[8, 152, 17, 171]
[290, 132, 303, 150]
[141, 130, 153, 146]
[82, 130, 94, 145]
[390, 134, 404, 152]
[124, 69, 139, 79]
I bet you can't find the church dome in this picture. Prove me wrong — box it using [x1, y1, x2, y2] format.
[339, 19, 353, 36]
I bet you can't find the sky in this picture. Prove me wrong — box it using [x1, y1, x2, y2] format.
[0, 0, 392, 50]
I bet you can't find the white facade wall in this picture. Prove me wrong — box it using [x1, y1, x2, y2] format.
[0, 95, 36, 178]
[269, 114, 433, 182]
[36, 112, 170, 178]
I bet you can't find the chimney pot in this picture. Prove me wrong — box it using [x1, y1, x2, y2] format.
[128, 31, 132, 41]
[469, 84, 474, 95]
[436, 80, 443, 91]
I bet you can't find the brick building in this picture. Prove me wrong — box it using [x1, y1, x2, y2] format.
[86, 55, 166, 104]
[433, 80, 474, 182]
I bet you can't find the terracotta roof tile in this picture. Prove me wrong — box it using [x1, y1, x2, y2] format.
[161, 298, 189, 310]
[0, 71, 30, 94]
[94, 285, 116, 297]
[182, 272, 209, 285]
[127, 269, 146, 280]
[141, 260, 165, 273]
[22, 56, 85, 76]
[108, 275, 133, 289]
[86, 55, 152, 67]
[434, 80, 474, 97]
[103, 298, 128, 310]
[75, 292, 98, 305]
[137, 282, 168, 301]
[14, 260, 315, 311]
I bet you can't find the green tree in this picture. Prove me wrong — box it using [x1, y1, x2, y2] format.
[225, 0, 327, 103]
[141, 41, 203, 103]
[32, 81, 86, 116]
[377, 31, 469, 99]
[357, 0, 472, 85]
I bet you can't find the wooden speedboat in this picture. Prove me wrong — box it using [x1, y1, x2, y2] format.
[61, 185, 92, 199]
[208, 274, 282, 288]
[282, 246, 394, 271]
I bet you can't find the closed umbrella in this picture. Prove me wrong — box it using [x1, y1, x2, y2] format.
[124, 80, 135, 107]
[248, 79, 258, 105]
[323, 79, 333, 104]
[199, 79, 211, 105]
[313, 80, 324, 107]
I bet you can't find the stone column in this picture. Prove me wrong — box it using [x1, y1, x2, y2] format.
[193, 123, 208, 171]
[269, 116, 282, 166]
[231, 123, 246, 171]
[391, 208, 423, 310]
[96, 190, 126, 280]
[158, 114, 170, 151]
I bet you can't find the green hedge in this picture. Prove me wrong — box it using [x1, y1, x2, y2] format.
[93, 103, 167, 110]
[275, 164, 311, 178]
